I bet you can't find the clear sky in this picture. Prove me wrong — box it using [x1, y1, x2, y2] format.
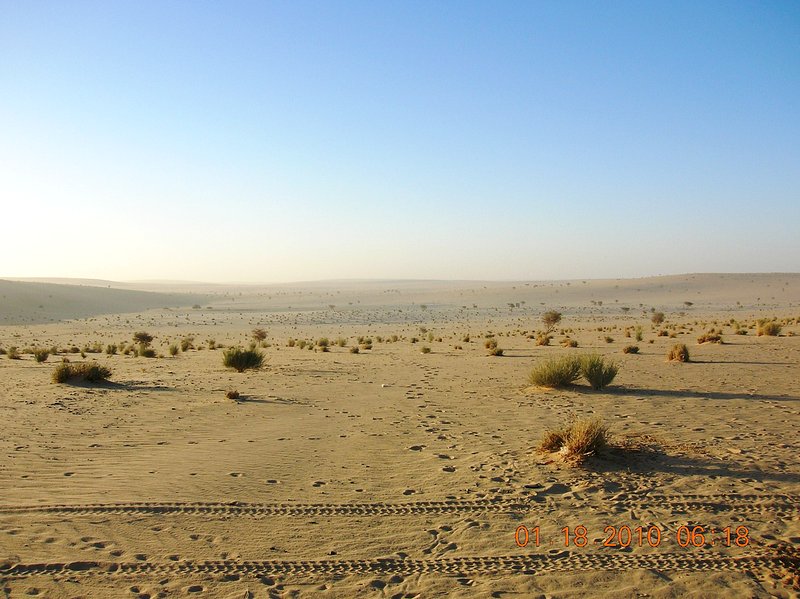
[2, 1, 798, 282]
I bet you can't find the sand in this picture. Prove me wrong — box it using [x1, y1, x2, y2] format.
[0, 274, 798, 597]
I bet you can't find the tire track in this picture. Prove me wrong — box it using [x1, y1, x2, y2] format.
[1, 551, 795, 580]
[0, 494, 796, 518]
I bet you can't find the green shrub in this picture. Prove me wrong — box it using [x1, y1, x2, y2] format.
[222, 347, 265, 372]
[52, 362, 112, 384]
[528, 355, 582, 388]
[580, 354, 619, 390]
[541, 310, 562, 333]
[33, 348, 49, 363]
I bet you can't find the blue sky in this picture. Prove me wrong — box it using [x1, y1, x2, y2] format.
[2, 1, 798, 282]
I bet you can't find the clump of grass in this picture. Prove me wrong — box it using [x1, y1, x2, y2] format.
[33, 348, 49, 363]
[180, 337, 194, 352]
[226, 390, 240, 400]
[52, 362, 112, 384]
[635, 326, 643, 342]
[105, 344, 117, 355]
[697, 332, 722, 344]
[667, 343, 690, 362]
[561, 338, 578, 348]
[579, 354, 618, 390]
[336, 337, 347, 347]
[169, 344, 179, 356]
[139, 348, 156, 358]
[528, 355, 582, 388]
[484, 338, 498, 350]
[622, 345, 639, 354]
[222, 347, 265, 372]
[651, 312, 665, 325]
[538, 418, 609, 465]
[488, 347, 504, 356]
[535, 333, 552, 346]
[420, 346, 431, 354]
[757, 319, 781, 336]
[7, 347, 21, 360]
[604, 336, 614, 344]
[317, 338, 329, 348]
[349, 346, 360, 354]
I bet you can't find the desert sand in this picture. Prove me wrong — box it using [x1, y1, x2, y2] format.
[1, 274, 798, 598]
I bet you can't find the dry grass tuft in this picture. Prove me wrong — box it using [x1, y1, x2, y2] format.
[579, 354, 618, 390]
[538, 418, 609, 465]
[222, 347, 265, 372]
[52, 362, 112, 384]
[667, 343, 690, 362]
[757, 319, 782, 336]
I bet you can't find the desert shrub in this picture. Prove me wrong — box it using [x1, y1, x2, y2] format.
[635, 326, 643, 342]
[140, 348, 156, 358]
[287, 338, 296, 347]
[735, 329, 748, 335]
[169, 344, 179, 356]
[561, 338, 578, 348]
[421, 346, 431, 354]
[535, 333, 552, 346]
[222, 347, 265, 372]
[541, 310, 562, 333]
[484, 339, 498, 350]
[462, 334, 470, 343]
[528, 355, 581, 388]
[697, 332, 722, 344]
[226, 390, 240, 400]
[488, 347, 504, 356]
[391, 335, 399, 342]
[538, 428, 567, 452]
[133, 332, 153, 347]
[317, 338, 329, 348]
[604, 336, 614, 344]
[105, 344, 117, 355]
[360, 343, 372, 350]
[651, 312, 665, 325]
[297, 340, 307, 349]
[180, 337, 194, 352]
[52, 362, 112, 384]
[538, 418, 608, 465]
[622, 345, 639, 354]
[0, 347, 5, 355]
[757, 320, 781, 336]
[336, 337, 347, 347]
[667, 343, 690, 362]
[7, 347, 20, 360]
[350, 346, 360, 354]
[33, 348, 49, 363]
[252, 328, 267, 342]
[580, 354, 619, 390]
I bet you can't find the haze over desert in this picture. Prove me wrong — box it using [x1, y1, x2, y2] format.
[2, 1, 799, 597]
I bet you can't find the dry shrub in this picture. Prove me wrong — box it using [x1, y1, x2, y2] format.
[536, 333, 552, 346]
[667, 343, 690, 362]
[757, 319, 781, 336]
[622, 345, 639, 354]
[561, 338, 578, 348]
[696, 332, 722, 344]
[539, 418, 609, 465]
[226, 390, 240, 400]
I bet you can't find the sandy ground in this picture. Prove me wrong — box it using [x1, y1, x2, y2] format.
[0, 274, 798, 598]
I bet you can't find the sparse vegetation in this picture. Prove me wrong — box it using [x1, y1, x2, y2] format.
[252, 328, 267, 342]
[757, 319, 782, 336]
[226, 390, 240, 400]
[7, 347, 20, 360]
[52, 362, 112, 384]
[33, 348, 49, 363]
[667, 343, 690, 362]
[579, 354, 618, 390]
[651, 312, 665, 325]
[528, 355, 582, 388]
[421, 346, 431, 354]
[622, 345, 639, 354]
[488, 347, 504, 356]
[169, 344, 179, 356]
[222, 347, 265, 372]
[541, 310, 562, 334]
[535, 333, 552, 346]
[538, 418, 609, 465]
[697, 332, 722, 344]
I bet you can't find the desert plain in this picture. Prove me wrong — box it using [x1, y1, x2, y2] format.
[0, 273, 798, 598]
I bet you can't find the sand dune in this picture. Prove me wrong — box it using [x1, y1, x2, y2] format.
[0, 274, 798, 597]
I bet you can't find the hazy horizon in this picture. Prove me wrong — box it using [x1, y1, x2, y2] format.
[3, 1, 799, 282]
